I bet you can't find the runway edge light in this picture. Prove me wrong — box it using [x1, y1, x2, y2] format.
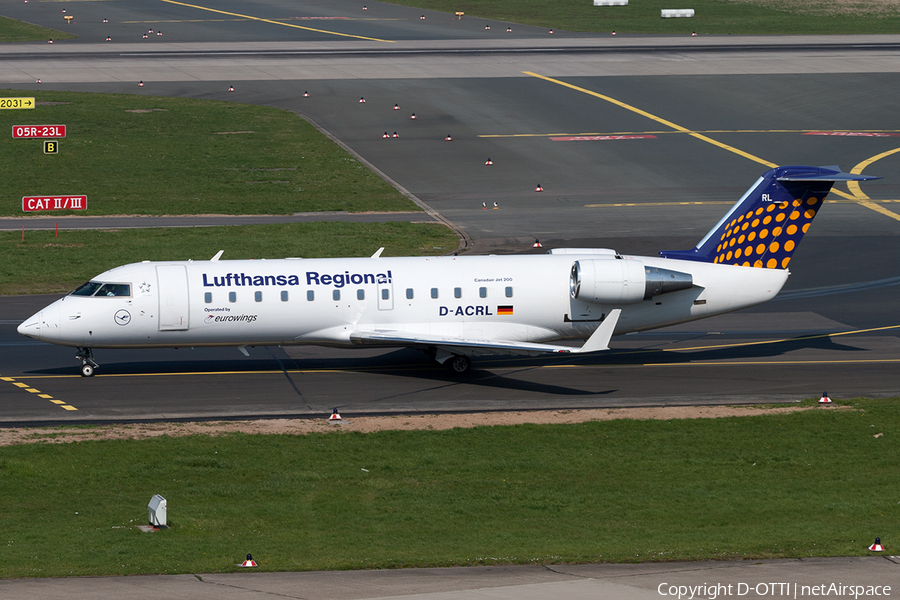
[240, 553, 258, 567]
[818, 392, 832, 405]
[869, 538, 885, 551]
[329, 408, 342, 421]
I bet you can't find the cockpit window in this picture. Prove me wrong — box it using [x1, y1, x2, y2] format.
[71, 281, 103, 296]
[70, 282, 131, 297]
[97, 283, 131, 297]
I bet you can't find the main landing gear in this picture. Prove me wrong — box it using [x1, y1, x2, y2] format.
[75, 348, 98, 377]
[431, 348, 472, 375]
[447, 354, 472, 375]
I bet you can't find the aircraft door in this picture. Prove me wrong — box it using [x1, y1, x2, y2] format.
[157, 265, 190, 331]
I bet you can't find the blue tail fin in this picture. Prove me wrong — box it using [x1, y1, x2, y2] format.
[659, 166, 879, 269]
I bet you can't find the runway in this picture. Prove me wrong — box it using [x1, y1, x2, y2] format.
[1, 1, 899, 422]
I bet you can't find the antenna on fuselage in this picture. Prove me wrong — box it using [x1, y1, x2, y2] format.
[210, 250, 224, 262]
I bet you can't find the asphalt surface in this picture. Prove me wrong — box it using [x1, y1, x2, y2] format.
[1, 1, 900, 595]
[1, 558, 898, 599]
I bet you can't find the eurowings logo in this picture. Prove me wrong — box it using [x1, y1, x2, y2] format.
[205, 314, 258, 323]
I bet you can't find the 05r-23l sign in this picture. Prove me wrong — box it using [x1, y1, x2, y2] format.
[12, 125, 66, 138]
[23, 195, 87, 212]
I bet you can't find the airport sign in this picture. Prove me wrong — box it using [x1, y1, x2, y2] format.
[13, 125, 66, 138]
[22, 195, 87, 212]
[0, 97, 35, 110]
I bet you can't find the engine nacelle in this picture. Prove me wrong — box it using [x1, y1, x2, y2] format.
[570, 259, 693, 305]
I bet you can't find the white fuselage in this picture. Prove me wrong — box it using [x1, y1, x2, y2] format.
[19, 251, 788, 351]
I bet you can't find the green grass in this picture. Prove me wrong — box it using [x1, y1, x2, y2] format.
[0, 222, 459, 294]
[0, 90, 417, 216]
[0, 14, 76, 43]
[397, 0, 900, 34]
[0, 398, 897, 577]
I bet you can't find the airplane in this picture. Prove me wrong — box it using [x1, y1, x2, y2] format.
[18, 165, 877, 377]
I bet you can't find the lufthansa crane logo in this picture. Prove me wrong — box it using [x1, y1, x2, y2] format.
[114, 309, 132, 326]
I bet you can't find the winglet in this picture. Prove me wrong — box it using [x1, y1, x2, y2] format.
[574, 309, 621, 353]
[210, 250, 224, 262]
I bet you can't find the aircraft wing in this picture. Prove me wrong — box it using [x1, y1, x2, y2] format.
[350, 309, 621, 357]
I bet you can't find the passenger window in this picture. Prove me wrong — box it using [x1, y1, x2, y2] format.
[454, 287, 462, 299]
[281, 291, 289, 302]
[204, 292, 212, 304]
[505, 286, 513, 298]
[254, 291, 262, 302]
[382, 289, 390, 300]
[357, 289, 365, 300]
[333, 290, 341, 301]
[406, 288, 414, 300]
[229, 291, 236, 303]
[431, 288, 438, 299]
[307, 290, 314, 301]
[479, 287, 487, 298]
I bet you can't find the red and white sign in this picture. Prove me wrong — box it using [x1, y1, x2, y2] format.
[12, 125, 66, 139]
[549, 135, 657, 142]
[22, 195, 87, 212]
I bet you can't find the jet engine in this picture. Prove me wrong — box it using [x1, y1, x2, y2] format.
[570, 259, 693, 305]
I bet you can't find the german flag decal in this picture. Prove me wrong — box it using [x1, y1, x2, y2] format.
[497, 305, 513, 316]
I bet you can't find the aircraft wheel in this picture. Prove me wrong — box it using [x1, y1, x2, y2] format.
[447, 354, 471, 375]
[80, 363, 95, 377]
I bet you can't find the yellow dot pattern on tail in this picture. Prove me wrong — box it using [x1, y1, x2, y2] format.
[714, 195, 822, 269]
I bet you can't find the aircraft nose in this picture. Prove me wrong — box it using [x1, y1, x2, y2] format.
[17, 311, 43, 340]
[17, 303, 61, 342]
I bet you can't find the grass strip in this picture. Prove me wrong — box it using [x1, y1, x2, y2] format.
[0, 222, 458, 295]
[0, 15, 76, 43]
[0, 90, 417, 216]
[397, 0, 900, 34]
[0, 399, 897, 577]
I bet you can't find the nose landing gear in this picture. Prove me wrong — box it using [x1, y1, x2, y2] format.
[75, 348, 98, 377]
